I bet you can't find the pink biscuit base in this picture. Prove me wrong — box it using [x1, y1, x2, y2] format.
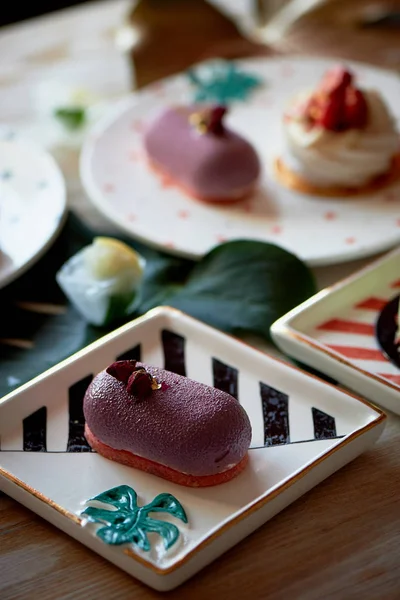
[85, 424, 249, 487]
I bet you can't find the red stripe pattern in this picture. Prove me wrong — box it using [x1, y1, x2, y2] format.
[315, 287, 400, 388]
[355, 297, 387, 310]
[318, 319, 374, 335]
[378, 373, 400, 385]
[327, 345, 389, 361]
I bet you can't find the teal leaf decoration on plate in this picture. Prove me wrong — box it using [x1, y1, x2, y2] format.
[82, 485, 188, 551]
[187, 61, 263, 103]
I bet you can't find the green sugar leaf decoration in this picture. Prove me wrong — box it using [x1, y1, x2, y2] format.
[54, 107, 87, 131]
[82, 485, 188, 551]
[187, 61, 263, 104]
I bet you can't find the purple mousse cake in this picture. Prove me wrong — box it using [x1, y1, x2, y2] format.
[143, 104, 260, 203]
[83, 360, 252, 487]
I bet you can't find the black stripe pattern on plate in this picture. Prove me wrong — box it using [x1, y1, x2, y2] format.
[67, 374, 93, 452]
[260, 382, 290, 446]
[312, 407, 337, 439]
[116, 343, 142, 363]
[23, 406, 47, 452]
[162, 329, 186, 376]
[212, 358, 238, 400]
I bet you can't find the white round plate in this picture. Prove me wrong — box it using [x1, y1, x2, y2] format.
[0, 128, 66, 288]
[81, 57, 400, 266]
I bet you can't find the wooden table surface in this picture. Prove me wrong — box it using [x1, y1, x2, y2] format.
[1, 1, 400, 598]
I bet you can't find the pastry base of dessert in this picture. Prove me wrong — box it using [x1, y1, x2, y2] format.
[148, 158, 257, 204]
[274, 154, 400, 198]
[85, 424, 248, 487]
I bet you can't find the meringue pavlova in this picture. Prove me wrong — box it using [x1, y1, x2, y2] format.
[275, 65, 400, 196]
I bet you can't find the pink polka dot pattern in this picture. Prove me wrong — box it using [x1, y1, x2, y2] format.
[281, 64, 294, 77]
[129, 150, 141, 162]
[152, 82, 166, 97]
[131, 120, 144, 133]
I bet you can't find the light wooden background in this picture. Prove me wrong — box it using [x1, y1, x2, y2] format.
[0, 1, 400, 598]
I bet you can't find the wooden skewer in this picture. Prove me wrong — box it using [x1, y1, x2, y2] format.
[15, 301, 67, 315]
[0, 338, 35, 349]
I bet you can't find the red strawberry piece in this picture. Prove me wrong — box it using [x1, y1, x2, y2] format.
[315, 96, 345, 131]
[308, 66, 370, 131]
[306, 71, 351, 130]
[345, 87, 368, 129]
[318, 66, 353, 97]
[295, 66, 368, 132]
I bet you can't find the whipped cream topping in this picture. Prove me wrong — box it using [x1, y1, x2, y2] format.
[283, 90, 399, 187]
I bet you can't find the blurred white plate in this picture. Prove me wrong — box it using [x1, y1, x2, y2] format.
[0, 127, 66, 289]
[81, 56, 400, 266]
[0, 307, 385, 591]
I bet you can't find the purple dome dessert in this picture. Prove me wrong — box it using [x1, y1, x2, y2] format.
[83, 360, 252, 487]
[143, 105, 260, 203]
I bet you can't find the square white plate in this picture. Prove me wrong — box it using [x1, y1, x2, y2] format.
[0, 307, 385, 591]
[271, 246, 400, 415]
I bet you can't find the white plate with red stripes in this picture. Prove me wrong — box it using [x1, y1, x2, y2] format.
[271, 246, 400, 415]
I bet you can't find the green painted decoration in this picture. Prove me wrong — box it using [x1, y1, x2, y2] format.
[81, 485, 188, 551]
[187, 61, 263, 104]
[54, 106, 87, 131]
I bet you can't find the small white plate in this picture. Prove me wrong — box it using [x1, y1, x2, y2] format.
[0, 307, 385, 591]
[0, 127, 66, 289]
[81, 56, 400, 266]
[271, 246, 400, 415]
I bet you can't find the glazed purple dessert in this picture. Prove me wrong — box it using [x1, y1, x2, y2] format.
[143, 105, 261, 203]
[83, 361, 252, 487]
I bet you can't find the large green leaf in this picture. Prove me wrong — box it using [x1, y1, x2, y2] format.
[0, 213, 316, 397]
[137, 240, 316, 340]
[0, 214, 102, 397]
[0, 214, 193, 397]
